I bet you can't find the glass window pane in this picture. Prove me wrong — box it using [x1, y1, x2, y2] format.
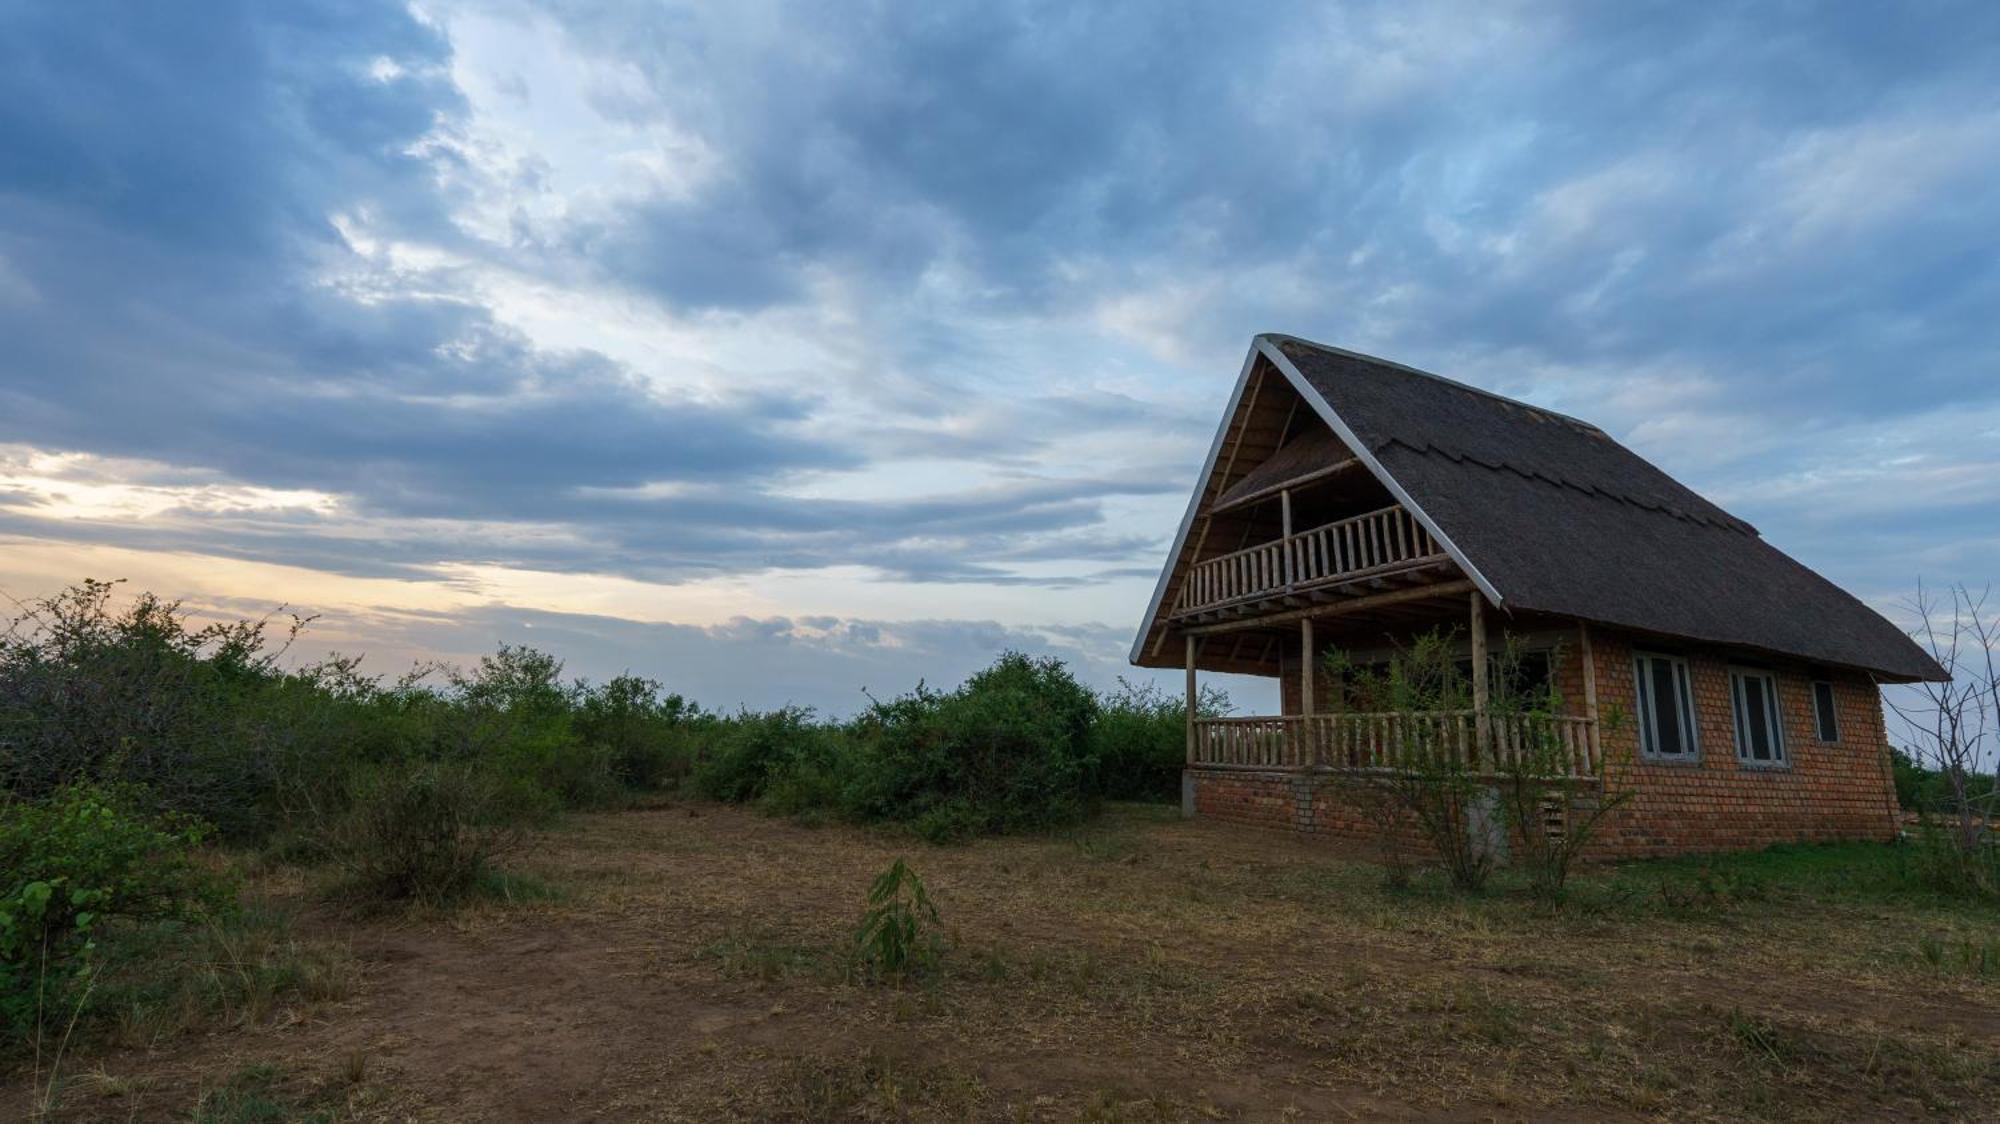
[1731, 677, 1747, 753]
[1651, 660, 1683, 755]
[1744, 676, 1770, 759]
[1677, 664, 1697, 755]
[1766, 680, 1786, 761]
[1813, 682, 1838, 741]
[1634, 658, 1654, 754]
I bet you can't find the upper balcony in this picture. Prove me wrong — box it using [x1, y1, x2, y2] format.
[1167, 503, 1451, 621]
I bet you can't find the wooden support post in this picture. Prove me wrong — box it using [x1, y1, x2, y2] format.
[1300, 616, 1315, 718]
[1469, 590, 1490, 766]
[1280, 488, 1295, 589]
[1300, 616, 1316, 769]
[1184, 634, 1198, 766]
[1578, 622, 1599, 769]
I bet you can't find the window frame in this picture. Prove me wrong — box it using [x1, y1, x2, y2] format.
[1728, 666, 1789, 768]
[1632, 651, 1700, 763]
[1810, 679, 1841, 743]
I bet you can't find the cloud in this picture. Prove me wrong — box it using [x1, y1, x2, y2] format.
[0, 0, 1995, 708]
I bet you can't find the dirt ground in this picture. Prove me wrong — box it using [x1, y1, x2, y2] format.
[8, 801, 2000, 1121]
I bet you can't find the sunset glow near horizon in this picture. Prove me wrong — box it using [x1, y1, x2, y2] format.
[2, 3, 1995, 714]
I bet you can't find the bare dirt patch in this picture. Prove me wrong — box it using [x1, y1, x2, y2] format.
[9, 802, 1999, 1121]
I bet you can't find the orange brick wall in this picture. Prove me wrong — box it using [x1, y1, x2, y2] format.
[1195, 623, 1901, 860]
[1188, 768, 1431, 853]
[1579, 630, 1899, 857]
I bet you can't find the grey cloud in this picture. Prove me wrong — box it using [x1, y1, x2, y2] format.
[1, 0, 1995, 686]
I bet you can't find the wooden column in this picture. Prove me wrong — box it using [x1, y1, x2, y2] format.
[1280, 488, 1295, 589]
[1469, 590, 1490, 764]
[1578, 622, 1600, 767]
[1300, 616, 1315, 717]
[1300, 616, 1316, 769]
[1184, 634, 1198, 765]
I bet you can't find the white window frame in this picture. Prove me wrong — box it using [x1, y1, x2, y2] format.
[1633, 652, 1699, 762]
[1729, 666, 1788, 768]
[1810, 680, 1841, 743]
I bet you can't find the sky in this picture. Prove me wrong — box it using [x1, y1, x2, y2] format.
[0, 1, 1995, 716]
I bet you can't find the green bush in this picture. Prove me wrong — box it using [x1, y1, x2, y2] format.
[0, 783, 235, 1041]
[446, 646, 622, 810]
[692, 707, 833, 803]
[1901, 815, 2000, 901]
[575, 674, 702, 789]
[1090, 678, 1230, 802]
[758, 755, 850, 822]
[0, 581, 304, 837]
[3, 581, 1241, 896]
[316, 761, 551, 905]
[845, 652, 1100, 840]
[1890, 748, 1998, 814]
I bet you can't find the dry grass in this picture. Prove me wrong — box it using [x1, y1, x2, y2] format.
[8, 801, 1999, 1121]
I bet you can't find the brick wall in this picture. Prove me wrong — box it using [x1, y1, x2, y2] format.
[1193, 623, 1901, 860]
[1188, 768, 1431, 853]
[1579, 630, 1899, 857]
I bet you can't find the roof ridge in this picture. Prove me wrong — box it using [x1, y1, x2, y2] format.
[1264, 333, 1604, 434]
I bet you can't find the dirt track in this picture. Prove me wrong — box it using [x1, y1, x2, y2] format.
[9, 802, 1998, 1121]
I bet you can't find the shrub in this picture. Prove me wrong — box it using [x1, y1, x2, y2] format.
[0, 581, 304, 837]
[316, 762, 549, 905]
[0, 784, 235, 1042]
[1326, 631, 1494, 892]
[1902, 814, 2000, 900]
[1491, 647, 1632, 911]
[845, 652, 1100, 840]
[758, 755, 850, 822]
[692, 707, 832, 804]
[1090, 678, 1231, 802]
[854, 858, 941, 980]
[575, 674, 702, 789]
[446, 646, 620, 811]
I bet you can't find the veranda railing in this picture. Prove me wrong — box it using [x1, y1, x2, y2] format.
[1173, 505, 1445, 616]
[1190, 710, 1599, 780]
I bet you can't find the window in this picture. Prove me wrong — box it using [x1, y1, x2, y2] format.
[1811, 680, 1841, 742]
[1730, 668, 1787, 766]
[1633, 653, 1698, 760]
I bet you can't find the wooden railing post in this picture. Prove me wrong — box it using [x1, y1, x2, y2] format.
[1280, 488, 1295, 589]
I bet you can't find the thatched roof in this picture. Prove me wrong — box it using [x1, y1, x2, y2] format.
[1132, 335, 1945, 682]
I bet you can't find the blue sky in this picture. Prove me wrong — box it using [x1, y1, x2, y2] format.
[0, 1, 1994, 714]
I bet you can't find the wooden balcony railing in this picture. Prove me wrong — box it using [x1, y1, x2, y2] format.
[1190, 711, 1600, 780]
[1172, 505, 1445, 617]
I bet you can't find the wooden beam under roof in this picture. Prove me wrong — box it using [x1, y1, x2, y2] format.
[1184, 579, 1478, 636]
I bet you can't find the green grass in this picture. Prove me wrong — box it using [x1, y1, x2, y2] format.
[189, 1064, 339, 1124]
[70, 909, 358, 1053]
[1598, 839, 2000, 913]
[469, 867, 564, 904]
